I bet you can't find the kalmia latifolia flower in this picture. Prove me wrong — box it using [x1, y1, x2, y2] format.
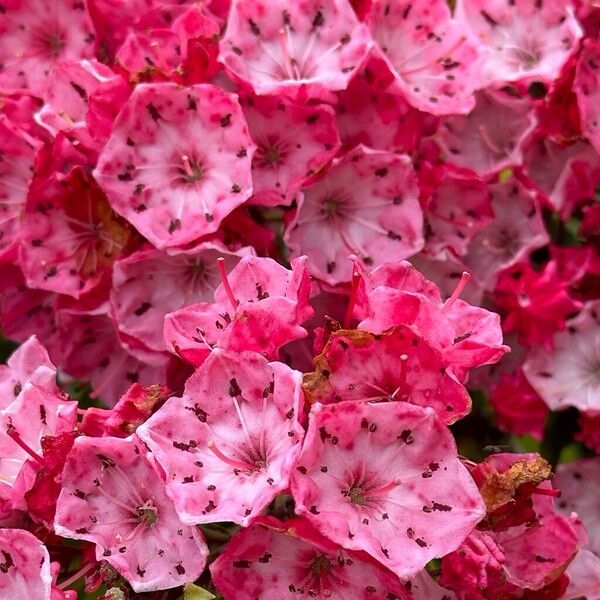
[240, 94, 340, 206]
[219, 0, 372, 96]
[366, 0, 482, 115]
[210, 517, 414, 600]
[0, 528, 52, 600]
[54, 435, 208, 592]
[0, 0, 96, 96]
[455, 0, 582, 87]
[138, 349, 305, 526]
[303, 326, 472, 424]
[523, 301, 600, 411]
[164, 255, 313, 365]
[94, 82, 255, 250]
[3, 0, 600, 595]
[286, 145, 424, 285]
[291, 401, 485, 579]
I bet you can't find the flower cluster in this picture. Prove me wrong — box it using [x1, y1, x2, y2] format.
[1, 0, 600, 598]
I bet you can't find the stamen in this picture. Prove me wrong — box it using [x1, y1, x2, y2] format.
[393, 354, 409, 398]
[207, 440, 256, 472]
[366, 477, 402, 497]
[181, 155, 194, 178]
[343, 268, 361, 328]
[442, 271, 471, 313]
[531, 486, 561, 498]
[6, 425, 44, 466]
[478, 125, 503, 155]
[278, 28, 296, 79]
[58, 562, 95, 590]
[217, 257, 239, 310]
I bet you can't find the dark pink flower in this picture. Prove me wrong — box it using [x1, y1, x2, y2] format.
[94, 83, 255, 250]
[291, 400, 485, 579]
[54, 435, 208, 592]
[303, 326, 471, 424]
[164, 255, 313, 366]
[19, 167, 132, 299]
[576, 410, 600, 453]
[494, 260, 582, 349]
[137, 349, 305, 526]
[489, 369, 549, 441]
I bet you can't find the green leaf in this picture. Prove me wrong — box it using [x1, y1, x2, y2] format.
[183, 583, 216, 600]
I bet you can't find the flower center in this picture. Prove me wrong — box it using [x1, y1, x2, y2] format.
[46, 33, 65, 55]
[310, 555, 331, 576]
[255, 138, 288, 169]
[136, 502, 158, 526]
[178, 155, 203, 184]
[322, 197, 342, 217]
[347, 486, 368, 505]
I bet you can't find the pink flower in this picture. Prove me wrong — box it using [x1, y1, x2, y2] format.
[94, 83, 255, 250]
[463, 177, 549, 290]
[336, 53, 426, 154]
[54, 435, 208, 592]
[522, 135, 600, 217]
[434, 90, 537, 177]
[354, 259, 509, 378]
[303, 326, 472, 424]
[240, 94, 340, 206]
[0, 382, 77, 519]
[0, 528, 52, 600]
[523, 300, 600, 411]
[291, 400, 485, 579]
[286, 145, 424, 285]
[0, 335, 58, 410]
[137, 349, 305, 525]
[0, 0, 96, 96]
[441, 453, 581, 598]
[421, 165, 493, 259]
[210, 516, 413, 600]
[54, 309, 169, 406]
[219, 0, 373, 96]
[366, 0, 482, 115]
[555, 457, 600, 557]
[164, 255, 313, 366]
[0, 115, 40, 262]
[110, 243, 251, 360]
[576, 39, 600, 157]
[455, 0, 582, 87]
